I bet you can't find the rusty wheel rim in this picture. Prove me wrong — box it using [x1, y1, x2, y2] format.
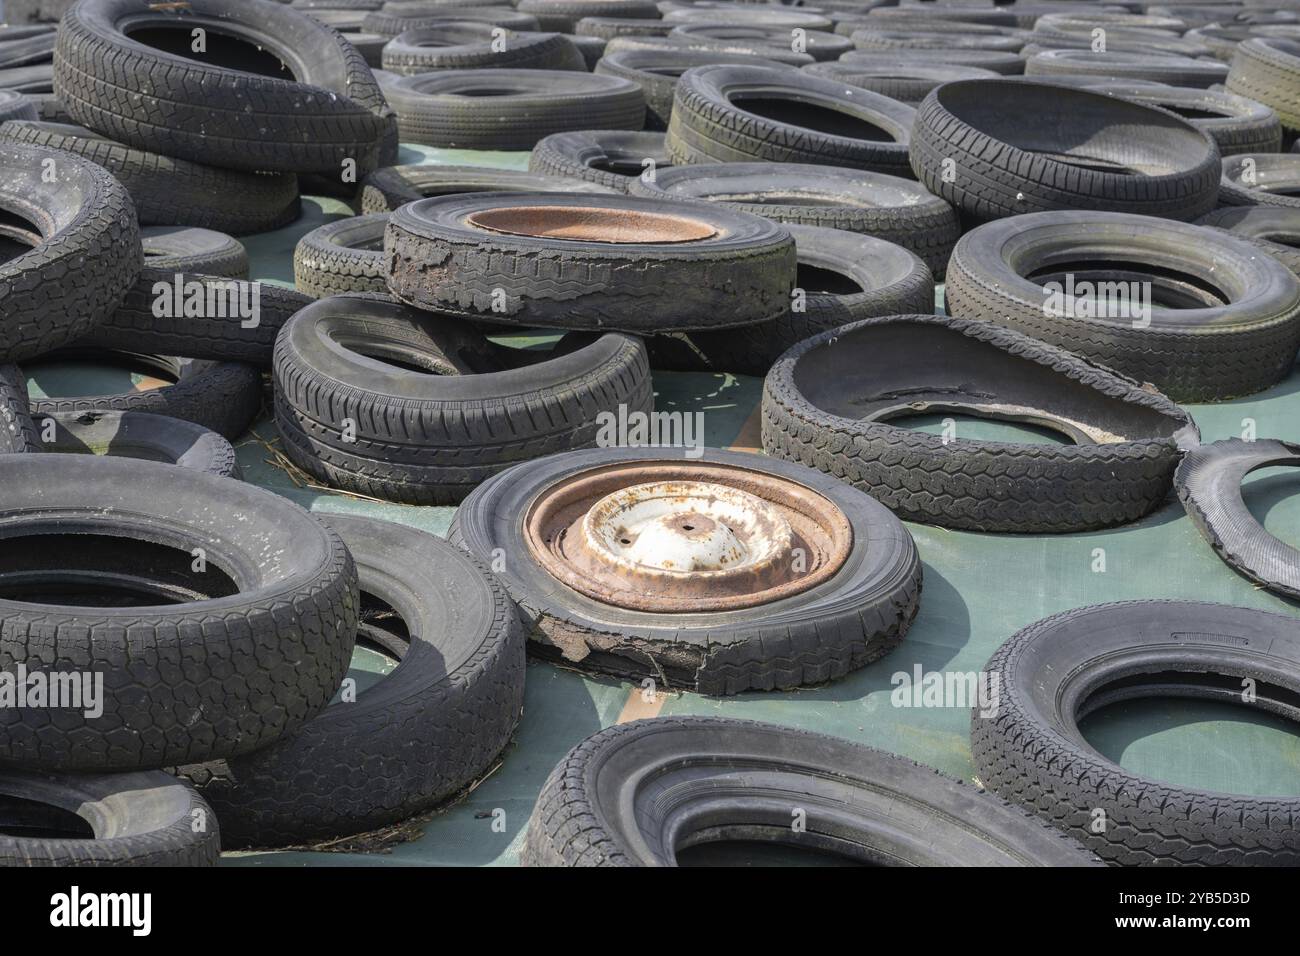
[523, 461, 853, 613]
[464, 205, 719, 243]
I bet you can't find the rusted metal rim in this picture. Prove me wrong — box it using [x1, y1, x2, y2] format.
[523, 462, 853, 613]
[464, 205, 719, 244]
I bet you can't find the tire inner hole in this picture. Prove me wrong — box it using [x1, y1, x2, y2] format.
[126, 25, 296, 79]
[23, 355, 179, 398]
[797, 262, 863, 295]
[728, 93, 897, 141]
[0, 796, 94, 840]
[0, 533, 239, 607]
[343, 592, 408, 698]
[1027, 261, 1229, 309]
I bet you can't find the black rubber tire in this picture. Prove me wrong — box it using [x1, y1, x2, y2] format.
[294, 213, 390, 297]
[385, 192, 797, 331]
[362, 8, 542, 36]
[627, 160, 959, 275]
[0, 363, 38, 453]
[449, 446, 922, 695]
[0, 27, 55, 69]
[381, 25, 586, 74]
[1076, 83, 1283, 156]
[27, 352, 263, 441]
[273, 294, 653, 502]
[386, 68, 644, 148]
[517, 0, 660, 33]
[761, 313, 1200, 533]
[569, 33, 607, 69]
[358, 162, 615, 213]
[850, 28, 1025, 53]
[0, 89, 36, 124]
[663, 8, 833, 31]
[0, 454, 359, 771]
[649, 223, 934, 376]
[668, 23, 854, 61]
[802, 60, 999, 105]
[910, 79, 1222, 222]
[528, 130, 671, 193]
[0, 62, 54, 94]
[176, 514, 526, 848]
[577, 16, 676, 39]
[140, 226, 249, 279]
[342, 31, 390, 68]
[70, 275, 313, 369]
[1227, 37, 1300, 132]
[53, 0, 396, 175]
[1023, 49, 1231, 88]
[0, 142, 141, 364]
[971, 601, 1300, 866]
[0, 770, 220, 866]
[29, 92, 73, 123]
[665, 63, 915, 176]
[523, 717, 1102, 866]
[944, 210, 1300, 402]
[1220, 153, 1300, 209]
[838, 47, 1025, 75]
[602, 34, 814, 67]
[36, 409, 242, 478]
[1175, 438, 1300, 599]
[0, 120, 302, 235]
[593, 47, 790, 129]
[1196, 205, 1300, 274]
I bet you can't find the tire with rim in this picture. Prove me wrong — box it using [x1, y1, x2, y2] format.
[0, 771, 220, 866]
[1227, 37, 1300, 131]
[0, 142, 140, 364]
[385, 192, 796, 332]
[972, 601, 1300, 866]
[649, 224, 934, 376]
[381, 25, 585, 74]
[273, 294, 653, 503]
[449, 446, 923, 695]
[53, 0, 396, 175]
[176, 514, 526, 848]
[1196, 205, 1300, 274]
[37, 410, 242, 478]
[666, 63, 914, 176]
[0, 120, 302, 235]
[524, 717, 1101, 866]
[0, 455, 359, 772]
[627, 161, 959, 275]
[1176, 438, 1300, 599]
[359, 162, 615, 213]
[27, 352, 263, 440]
[385, 68, 645, 149]
[529, 130, 671, 194]
[761, 313, 1200, 533]
[944, 210, 1300, 402]
[910, 79, 1222, 222]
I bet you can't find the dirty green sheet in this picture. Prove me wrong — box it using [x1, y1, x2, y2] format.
[27, 143, 1300, 866]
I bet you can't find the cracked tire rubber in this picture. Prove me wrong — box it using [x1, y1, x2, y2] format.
[449, 446, 922, 696]
[1227, 37, 1300, 131]
[0, 120, 302, 236]
[523, 717, 1102, 866]
[176, 514, 526, 848]
[592, 48, 790, 130]
[666, 63, 915, 176]
[70, 275, 313, 368]
[385, 192, 797, 332]
[1175, 438, 1300, 600]
[37, 410, 242, 478]
[648, 224, 934, 376]
[1220, 153, 1300, 209]
[944, 210, 1300, 402]
[627, 161, 959, 276]
[0, 363, 38, 453]
[385, 68, 645, 149]
[381, 26, 585, 74]
[294, 213, 390, 297]
[0, 454, 359, 772]
[1196, 206, 1300, 274]
[27, 352, 263, 441]
[971, 601, 1300, 866]
[53, 0, 396, 175]
[0, 142, 141, 364]
[273, 294, 653, 503]
[358, 162, 616, 214]
[0, 770, 220, 866]
[761, 313, 1200, 533]
[529, 130, 672, 194]
[909, 79, 1222, 222]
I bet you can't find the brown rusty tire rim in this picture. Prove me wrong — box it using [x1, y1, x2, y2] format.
[464, 205, 719, 243]
[523, 461, 853, 612]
